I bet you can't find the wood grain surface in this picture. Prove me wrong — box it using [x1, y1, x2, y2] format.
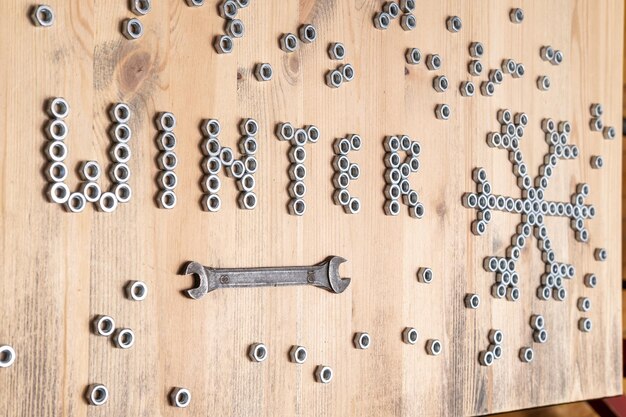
[0, 1, 622, 416]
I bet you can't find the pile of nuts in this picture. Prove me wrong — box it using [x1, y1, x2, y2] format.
[382, 135, 424, 218]
[275, 122, 319, 216]
[155, 112, 179, 209]
[214, 0, 251, 54]
[374, 0, 416, 31]
[332, 134, 362, 214]
[479, 329, 504, 366]
[200, 118, 259, 212]
[325, 42, 355, 88]
[279, 23, 318, 53]
[122, 0, 151, 40]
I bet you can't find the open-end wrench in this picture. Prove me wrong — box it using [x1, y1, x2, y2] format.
[181, 256, 351, 300]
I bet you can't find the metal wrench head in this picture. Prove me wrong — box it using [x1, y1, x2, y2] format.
[183, 261, 215, 299]
[324, 256, 351, 293]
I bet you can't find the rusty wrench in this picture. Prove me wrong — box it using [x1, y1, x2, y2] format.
[181, 256, 351, 299]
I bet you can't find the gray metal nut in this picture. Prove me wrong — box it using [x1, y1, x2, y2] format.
[289, 345, 308, 364]
[218, 0, 238, 19]
[435, 104, 451, 120]
[125, 280, 148, 301]
[298, 24, 317, 43]
[460, 81, 475, 97]
[130, 0, 152, 15]
[92, 315, 116, 337]
[328, 42, 346, 60]
[374, 12, 391, 30]
[405, 48, 422, 65]
[402, 327, 418, 345]
[248, 343, 268, 362]
[225, 19, 245, 38]
[254, 63, 273, 81]
[31, 4, 55, 27]
[122, 18, 143, 40]
[339, 64, 355, 82]
[426, 54, 442, 70]
[326, 69, 344, 88]
[86, 384, 109, 406]
[480, 81, 495, 97]
[353, 332, 371, 349]
[169, 387, 191, 408]
[509, 8, 524, 23]
[400, 14, 416, 31]
[446, 16, 462, 32]
[314, 365, 333, 384]
[469, 42, 484, 58]
[280, 33, 298, 53]
[425, 339, 442, 356]
[214, 35, 234, 54]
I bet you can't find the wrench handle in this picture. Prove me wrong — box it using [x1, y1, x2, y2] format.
[211, 266, 319, 289]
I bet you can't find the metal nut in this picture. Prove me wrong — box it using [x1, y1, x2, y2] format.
[64, 192, 87, 213]
[130, 0, 152, 15]
[122, 18, 143, 40]
[298, 24, 317, 43]
[31, 4, 55, 27]
[435, 104, 451, 120]
[590, 155, 604, 169]
[425, 54, 442, 70]
[156, 112, 176, 132]
[509, 8, 524, 23]
[113, 328, 135, 349]
[537, 76, 550, 91]
[288, 198, 306, 216]
[276, 122, 295, 141]
[239, 118, 259, 136]
[86, 384, 109, 406]
[480, 81, 495, 97]
[201, 119, 221, 138]
[328, 42, 346, 60]
[169, 387, 191, 408]
[578, 317, 592, 332]
[157, 190, 177, 209]
[402, 327, 418, 344]
[214, 35, 234, 54]
[519, 347, 534, 363]
[417, 267, 433, 284]
[47, 97, 70, 119]
[185, 0, 205, 5]
[374, 12, 391, 30]
[202, 194, 222, 212]
[468, 60, 483, 76]
[280, 33, 298, 53]
[594, 248, 607, 261]
[125, 280, 148, 301]
[254, 63, 273, 81]
[238, 191, 257, 210]
[218, 0, 238, 19]
[464, 293, 480, 309]
[339, 64, 355, 82]
[315, 365, 333, 384]
[46, 119, 68, 141]
[433, 75, 449, 92]
[326, 69, 344, 88]
[289, 345, 307, 364]
[446, 16, 462, 32]
[343, 197, 361, 214]
[400, 14, 416, 31]
[460, 81, 475, 97]
[248, 343, 268, 362]
[469, 42, 484, 58]
[92, 315, 116, 337]
[405, 48, 421, 65]
[478, 350, 494, 366]
[226, 19, 245, 38]
[353, 332, 371, 349]
[425, 339, 442, 356]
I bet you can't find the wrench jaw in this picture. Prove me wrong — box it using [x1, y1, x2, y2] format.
[183, 262, 218, 299]
[324, 256, 351, 294]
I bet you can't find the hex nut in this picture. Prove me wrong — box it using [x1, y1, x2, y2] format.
[280, 33, 299, 52]
[540, 46, 555, 62]
[214, 35, 234, 54]
[433, 75, 449, 92]
[478, 350, 494, 366]
[513, 63, 525, 78]
[530, 314, 544, 330]
[202, 194, 222, 212]
[169, 387, 191, 408]
[276, 122, 295, 141]
[590, 103, 604, 117]
[289, 345, 308, 364]
[468, 60, 483, 76]
[31, 4, 55, 27]
[590, 155, 604, 169]
[425, 339, 442, 356]
[519, 347, 534, 363]
[594, 248, 607, 261]
[400, 0, 415, 13]
[218, 0, 238, 19]
[578, 318, 592, 332]
[435, 104, 451, 120]
[248, 343, 268, 362]
[254, 63, 273, 81]
[86, 384, 109, 406]
[328, 42, 346, 60]
[489, 69, 504, 84]
[374, 12, 391, 30]
[501, 59, 516, 74]
[383, 1, 400, 18]
[239, 118, 259, 136]
[185, 0, 205, 5]
[122, 18, 143, 40]
[46, 119, 69, 141]
[509, 8, 524, 23]
[48, 97, 70, 119]
[400, 14, 417, 31]
[131, 0, 152, 15]
[339, 64, 355, 82]
[460, 81, 475, 97]
[469, 42, 484, 58]
[446, 16, 462, 32]
[92, 315, 116, 337]
[113, 328, 135, 349]
[353, 332, 371, 349]
[226, 19, 245, 38]
[326, 69, 344, 88]
[315, 365, 333, 384]
[405, 48, 422, 65]
[125, 280, 148, 301]
[238, 191, 258, 210]
[480, 81, 495, 97]
[402, 327, 418, 345]
[298, 24, 317, 43]
[417, 267, 433, 283]
[551, 50, 564, 65]
[537, 76, 550, 91]
[464, 293, 480, 309]
[603, 126, 616, 140]
[426, 54, 442, 70]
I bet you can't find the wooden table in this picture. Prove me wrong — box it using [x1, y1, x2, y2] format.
[0, 1, 622, 416]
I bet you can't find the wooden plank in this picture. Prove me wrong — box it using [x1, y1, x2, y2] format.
[0, 1, 621, 416]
